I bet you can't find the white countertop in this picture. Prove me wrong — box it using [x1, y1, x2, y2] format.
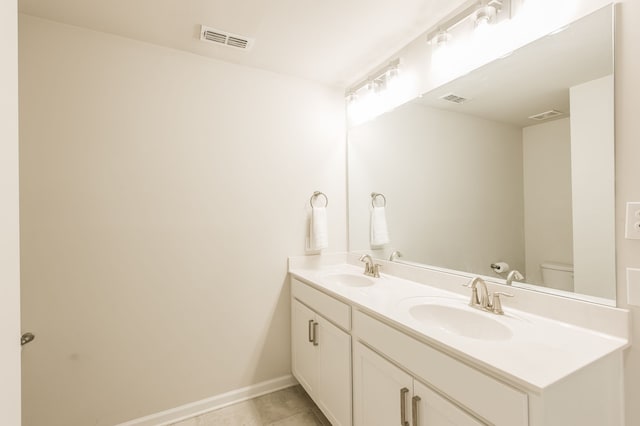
[289, 262, 629, 392]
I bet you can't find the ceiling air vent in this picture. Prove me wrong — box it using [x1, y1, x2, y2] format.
[529, 109, 564, 121]
[440, 93, 469, 104]
[200, 25, 254, 51]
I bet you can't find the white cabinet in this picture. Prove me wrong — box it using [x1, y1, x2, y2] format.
[353, 310, 528, 426]
[413, 378, 484, 426]
[290, 271, 625, 426]
[353, 340, 412, 426]
[292, 300, 317, 393]
[291, 280, 352, 426]
[354, 342, 484, 426]
[314, 314, 351, 425]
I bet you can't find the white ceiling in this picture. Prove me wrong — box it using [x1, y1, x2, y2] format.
[18, 0, 467, 88]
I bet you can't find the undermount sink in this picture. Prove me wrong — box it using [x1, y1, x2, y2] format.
[322, 273, 375, 287]
[407, 300, 513, 341]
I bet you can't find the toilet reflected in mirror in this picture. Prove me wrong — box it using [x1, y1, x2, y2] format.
[540, 262, 574, 292]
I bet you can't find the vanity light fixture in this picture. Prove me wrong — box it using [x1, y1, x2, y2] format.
[425, 0, 509, 47]
[346, 91, 358, 105]
[346, 59, 401, 123]
[474, 4, 498, 27]
[372, 78, 386, 93]
[429, 30, 452, 47]
[385, 65, 399, 80]
[345, 59, 400, 101]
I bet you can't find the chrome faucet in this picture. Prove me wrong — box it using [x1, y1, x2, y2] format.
[505, 270, 524, 286]
[464, 277, 513, 315]
[359, 254, 381, 278]
[389, 250, 403, 261]
[465, 277, 490, 309]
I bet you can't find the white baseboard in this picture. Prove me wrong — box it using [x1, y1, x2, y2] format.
[116, 374, 298, 426]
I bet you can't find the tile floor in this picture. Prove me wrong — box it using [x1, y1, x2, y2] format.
[169, 385, 331, 426]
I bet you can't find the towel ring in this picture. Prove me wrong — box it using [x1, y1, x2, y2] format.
[371, 192, 386, 208]
[310, 191, 328, 208]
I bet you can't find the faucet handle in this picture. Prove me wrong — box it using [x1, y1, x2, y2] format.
[491, 291, 514, 315]
[389, 250, 403, 261]
[372, 264, 381, 278]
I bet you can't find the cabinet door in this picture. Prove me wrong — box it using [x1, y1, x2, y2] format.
[292, 299, 317, 395]
[316, 316, 352, 426]
[353, 342, 413, 426]
[412, 380, 485, 426]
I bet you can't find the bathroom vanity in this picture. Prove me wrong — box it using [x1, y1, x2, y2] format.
[292, 5, 627, 426]
[289, 254, 629, 426]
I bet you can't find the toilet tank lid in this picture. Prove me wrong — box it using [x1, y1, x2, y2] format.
[541, 262, 573, 272]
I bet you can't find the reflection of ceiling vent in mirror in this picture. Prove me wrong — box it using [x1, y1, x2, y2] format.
[200, 25, 254, 51]
[439, 93, 469, 104]
[529, 109, 564, 121]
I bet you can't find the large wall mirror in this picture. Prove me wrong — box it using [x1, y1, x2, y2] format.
[348, 6, 615, 304]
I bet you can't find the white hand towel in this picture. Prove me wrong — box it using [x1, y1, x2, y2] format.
[370, 206, 390, 248]
[310, 206, 329, 250]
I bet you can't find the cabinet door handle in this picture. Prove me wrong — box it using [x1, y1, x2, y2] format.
[400, 387, 409, 426]
[412, 395, 421, 426]
[308, 319, 314, 343]
[312, 321, 319, 346]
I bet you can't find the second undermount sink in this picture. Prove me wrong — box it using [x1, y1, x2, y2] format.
[407, 300, 513, 341]
[322, 273, 375, 287]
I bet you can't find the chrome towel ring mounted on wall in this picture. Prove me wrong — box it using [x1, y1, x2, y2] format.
[371, 192, 386, 207]
[310, 191, 328, 208]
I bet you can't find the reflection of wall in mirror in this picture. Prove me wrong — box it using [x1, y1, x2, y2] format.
[522, 74, 615, 300]
[348, 102, 525, 277]
[348, 74, 615, 300]
[523, 118, 573, 286]
[570, 74, 615, 300]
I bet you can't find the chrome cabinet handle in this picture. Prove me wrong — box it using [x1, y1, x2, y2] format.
[21, 332, 35, 346]
[312, 322, 319, 346]
[412, 395, 421, 426]
[400, 387, 409, 426]
[308, 320, 314, 343]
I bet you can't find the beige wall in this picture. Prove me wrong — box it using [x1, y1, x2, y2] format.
[18, 15, 346, 426]
[348, 102, 524, 277]
[522, 118, 573, 285]
[16, 1, 640, 425]
[615, 1, 640, 425]
[0, 1, 21, 424]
